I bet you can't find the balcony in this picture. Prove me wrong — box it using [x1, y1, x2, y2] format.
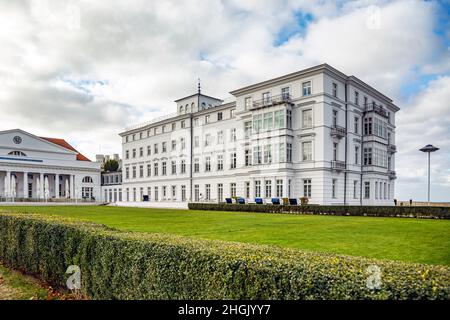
[387, 144, 397, 153]
[365, 102, 389, 118]
[330, 125, 346, 138]
[251, 94, 293, 110]
[388, 170, 397, 180]
[331, 160, 346, 171]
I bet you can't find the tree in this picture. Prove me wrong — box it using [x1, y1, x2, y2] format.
[103, 159, 119, 172]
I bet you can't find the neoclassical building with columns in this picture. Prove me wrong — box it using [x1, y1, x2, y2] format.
[0, 129, 101, 201]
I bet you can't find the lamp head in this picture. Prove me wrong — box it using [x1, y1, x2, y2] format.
[420, 144, 439, 153]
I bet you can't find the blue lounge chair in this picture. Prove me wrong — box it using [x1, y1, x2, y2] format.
[225, 198, 233, 204]
[271, 198, 280, 205]
[237, 198, 245, 204]
[289, 198, 298, 205]
[255, 197, 263, 204]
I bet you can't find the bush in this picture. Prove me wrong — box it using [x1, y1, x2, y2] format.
[188, 203, 450, 219]
[0, 212, 449, 300]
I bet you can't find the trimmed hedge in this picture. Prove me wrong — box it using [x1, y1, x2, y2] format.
[0, 212, 449, 300]
[188, 203, 450, 219]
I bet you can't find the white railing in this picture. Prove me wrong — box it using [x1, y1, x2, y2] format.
[125, 112, 178, 132]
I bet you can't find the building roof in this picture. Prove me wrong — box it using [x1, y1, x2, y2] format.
[39, 137, 91, 162]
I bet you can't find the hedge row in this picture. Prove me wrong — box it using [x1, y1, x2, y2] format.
[0, 212, 449, 300]
[188, 203, 450, 219]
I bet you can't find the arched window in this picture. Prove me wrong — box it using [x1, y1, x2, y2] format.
[185, 104, 189, 113]
[8, 151, 26, 156]
[201, 102, 206, 109]
[82, 176, 93, 183]
[179, 106, 184, 114]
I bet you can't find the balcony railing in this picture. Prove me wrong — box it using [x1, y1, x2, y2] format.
[388, 170, 397, 180]
[251, 94, 292, 109]
[387, 144, 397, 153]
[330, 125, 346, 138]
[365, 102, 388, 118]
[331, 160, 346, 170]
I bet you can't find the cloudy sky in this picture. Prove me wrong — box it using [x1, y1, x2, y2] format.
[1, 0, 449, 201]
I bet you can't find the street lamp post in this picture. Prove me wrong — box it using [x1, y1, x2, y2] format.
[419, 144, 439, 205]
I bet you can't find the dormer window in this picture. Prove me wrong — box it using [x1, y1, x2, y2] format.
[8, 151, 27, 156]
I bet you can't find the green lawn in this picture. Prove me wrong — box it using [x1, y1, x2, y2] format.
[1, 206, 449, 266]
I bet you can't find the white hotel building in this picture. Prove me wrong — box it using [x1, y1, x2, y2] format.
[120, 64, 399, 205]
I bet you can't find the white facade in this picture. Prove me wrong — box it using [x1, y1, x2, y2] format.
[120, 64, 399, 205]
[0, 129, 101, 201]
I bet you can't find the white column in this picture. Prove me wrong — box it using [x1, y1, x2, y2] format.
[55, 174, 60, 199]
[5, 171, 11, 198]
[39, 173, 44, 199]
[23, 172, 28, 199]
[69, 175, 74, 199]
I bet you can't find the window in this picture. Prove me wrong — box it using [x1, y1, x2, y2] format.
[353, 180, 358, 199]
[217, 184, 223, 202]
[264, 145, 272, 163]
[147, 145, 151, 156]
[287, 143, 293, 162]
[125, 150, 129, 159]
[230, 183, 236, 198]
[154, 144, 159, 154]
[172, 122, 176, 131]
[132, 166, 136, 179]
[179, 105, 184, 113]
[205, 133, 212, 147]
[244, 97, 252, 110]
[162, 142, 167, 153]
[375, 181, 378, 199]
[172, 185, 177, 199]
[364, 96, 368, 106]
[253, 114, 262, 133]
[132, 149, 136, 158]
[332, 179, 337, 198]
[244, 121, 252, 138]
[303, 179, 312, 198]
[171, 140, 176, 151]
[154, 162, 159, 176]
[333, 142, 338, 161]
[217, 154, 224, 171]
[302, 109, 312, 128]
[302, 81, 311, 96]
[217, 112, 223, 121]
[245, 149, 252, 166]
[276, 180, 283, 197]
[230, 109, 235, 118]
[139, 147, 143, 157]
[245, 182, 250, 198]
[364, 117, 372, 135]
[263, 112, 273, 131]
[302, 141, 312, 161]
[194, 118, 199, 126]
[364, 181, 370, 199]
[181, 120, 186, 128]
[262, 92, 271, 105]
[171, 161, 177, 174]
[180, 137, 186, 150]
[281, 87, 290, 99]
[363, 147, 372, 165]
[139, 165, 143, 178]
[265, 180, 272, 198]
[162, 161, 167, 175]
[147, 164, 151, 177]
[274, 110, 285, 128]
[181, 160, 186, 173]
[332, 109, 338, 126]
[355, 146, 360, 165]
[82, 176, 93, 183]
[254, 181, 261, 198]
[194, 158, 199, 173]
[205, 184, 211, 201]
[155, 186, 159, 201]
[355, 91, 359, 105]
[279, 143, 285, 162]
[205, 115, 210, 124]
[230, 153, 237, 169]
[125, 167, 129, 179]
[217, 131, 224, 144]
[194, 136, 199, 148]
[332, 82, 338, 97]
[354, 117, 359, 134]
[205, 156, 211, 172]
[253, 146, 262, 164]
[8, 151, 26, 156]
[230, 128, 237, 142]
[286, 110, 292, 129]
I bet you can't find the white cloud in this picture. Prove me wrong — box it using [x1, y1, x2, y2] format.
[0, 0, 448, 200]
